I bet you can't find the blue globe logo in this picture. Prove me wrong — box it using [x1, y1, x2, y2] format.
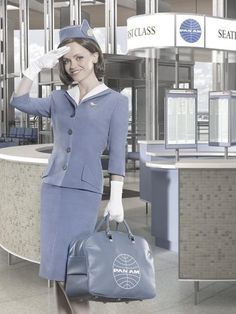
[180, 19, 201, 43]
[113, 254, 141, 289]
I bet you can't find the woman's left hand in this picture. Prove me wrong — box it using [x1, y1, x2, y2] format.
[103, 181, 124, 222]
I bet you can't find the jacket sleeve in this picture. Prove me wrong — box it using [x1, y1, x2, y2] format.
[107, 94, 129, 176]
[10, 93, 51, 117]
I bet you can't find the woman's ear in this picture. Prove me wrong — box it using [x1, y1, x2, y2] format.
[93, 52, 99, 64]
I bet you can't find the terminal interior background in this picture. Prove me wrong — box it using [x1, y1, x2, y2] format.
[1, 0, 236, 313]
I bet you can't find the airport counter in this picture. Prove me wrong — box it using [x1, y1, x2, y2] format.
[0, 144, 51, 263]
[146, 158, 236, 282]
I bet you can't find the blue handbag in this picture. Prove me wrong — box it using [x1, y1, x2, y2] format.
[64, 215, 156, 302]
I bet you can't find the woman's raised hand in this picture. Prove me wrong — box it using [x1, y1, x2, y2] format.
[23, 46, 70, 81]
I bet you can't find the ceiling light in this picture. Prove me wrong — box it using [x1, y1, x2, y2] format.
[7, 4, 19, 10]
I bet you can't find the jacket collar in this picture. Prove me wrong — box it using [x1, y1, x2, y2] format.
[66, 83, 109, 106]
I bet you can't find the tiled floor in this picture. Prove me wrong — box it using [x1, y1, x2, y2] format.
[0, 171, 236, 313]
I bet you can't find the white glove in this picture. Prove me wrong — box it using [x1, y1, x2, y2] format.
[104, 181, 124, 222]
[23, 46, 70, 81]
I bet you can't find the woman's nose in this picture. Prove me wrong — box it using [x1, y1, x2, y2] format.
[70, 59, 78, 68]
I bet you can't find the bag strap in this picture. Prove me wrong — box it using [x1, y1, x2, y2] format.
[115, 220, 135, 242]
[95, 214, 135, 243]
[94, 215, 107, 232]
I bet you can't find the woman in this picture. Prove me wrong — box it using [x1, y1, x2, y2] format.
[10, 20, 129, 313]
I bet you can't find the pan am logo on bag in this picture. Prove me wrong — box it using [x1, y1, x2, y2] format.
[180, 19, 202, 43]
[113, 254, 141, 289]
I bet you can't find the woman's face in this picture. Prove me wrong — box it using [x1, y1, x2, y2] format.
[62, 41, 98, 83]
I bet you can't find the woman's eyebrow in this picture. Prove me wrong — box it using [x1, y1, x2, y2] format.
[73, 53, 83, 58]
[63, 54, 82, 60]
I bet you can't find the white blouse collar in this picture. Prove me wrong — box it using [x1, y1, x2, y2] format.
[66, 83, 108, 105]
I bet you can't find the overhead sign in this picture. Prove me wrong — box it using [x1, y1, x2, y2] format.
[176, 15, 205, 48]
[127, 13, 236, 52]
[127, 14, 175, 51]
[205, 17, 236, 51]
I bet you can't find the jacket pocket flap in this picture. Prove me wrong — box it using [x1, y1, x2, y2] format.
[81, 164, 99, 190]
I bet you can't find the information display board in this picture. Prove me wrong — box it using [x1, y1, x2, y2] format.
[209, 91, 236, 147]
[231, 96, 236, 144]
[165, 89, 197, 149]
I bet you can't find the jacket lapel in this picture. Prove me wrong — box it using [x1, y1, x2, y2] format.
[64, 86, 112, 108]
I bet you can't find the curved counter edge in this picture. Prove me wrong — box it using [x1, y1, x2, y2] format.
[146, 158, 236, 169]
[0, 143, 52, 164]
[0, 243, 40, 264]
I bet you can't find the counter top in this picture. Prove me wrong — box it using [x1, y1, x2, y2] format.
[138, 140, 165, 144]
[0, 144, 109, 173]
[146, 151, 236, 157]
[146, 158, 236, 169]
[138, 140, 208, 145]
[0, 144, 52, 164]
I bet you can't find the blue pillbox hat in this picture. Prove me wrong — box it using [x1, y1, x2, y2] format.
[59, 19, 97, 43]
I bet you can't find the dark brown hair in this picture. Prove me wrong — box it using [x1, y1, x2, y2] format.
[58, 38, 105, 85]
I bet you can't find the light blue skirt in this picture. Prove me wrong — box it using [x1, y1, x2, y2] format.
[39, 183, 102, 281]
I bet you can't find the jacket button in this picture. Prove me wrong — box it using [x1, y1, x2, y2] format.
[62, 165, 67, 170]
[68, 129, 73, 135]
[66, 147, 71, 153]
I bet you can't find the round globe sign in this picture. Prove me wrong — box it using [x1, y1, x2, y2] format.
[113, 254, 141, 289]
[180, 19, 202, 43]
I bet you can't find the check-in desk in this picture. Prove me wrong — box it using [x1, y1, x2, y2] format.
[145, 155, 236, 283]
[139, 140, 236, 204]
[0, 144, 51, 263]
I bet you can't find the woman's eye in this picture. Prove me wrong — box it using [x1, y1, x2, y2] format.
[76, 56, 83, 61]
[62, 59, 69, 65]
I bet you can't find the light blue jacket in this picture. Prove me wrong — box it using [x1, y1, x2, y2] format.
[10, 87, 129, 193]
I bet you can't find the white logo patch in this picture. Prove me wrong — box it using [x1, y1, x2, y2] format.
[113, 254, 141, 289]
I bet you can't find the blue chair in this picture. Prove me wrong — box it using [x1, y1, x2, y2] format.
[127, 151, 140, 170]
[24, 128, 33, 139]
[16, 127, 25, 139]
[3, 127, 18, 142]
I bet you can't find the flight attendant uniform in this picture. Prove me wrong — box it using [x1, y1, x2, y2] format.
[10, 83, 129, 281]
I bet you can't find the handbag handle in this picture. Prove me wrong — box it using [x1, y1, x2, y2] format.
[115, 220, 135, 243]
[95, 214, 135, 243]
